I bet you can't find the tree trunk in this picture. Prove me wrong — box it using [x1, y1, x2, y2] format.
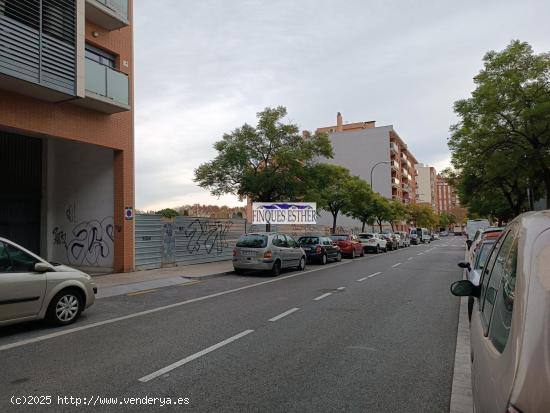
[361, 221, 366, 232]
[332, 212, 338, 234]
[390, 221, 395, 231]
[265, 223, 271, 232]
[378, 219, 383, 233]
[544, 172, 550, 209]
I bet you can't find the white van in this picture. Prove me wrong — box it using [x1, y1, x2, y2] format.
[466, 219, 490, 240]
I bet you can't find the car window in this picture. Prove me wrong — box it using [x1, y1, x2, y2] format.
[236, 234, 268, 248]
[474, 241, 494, 270]
[286, 236, 298, 248]
[322, 238, 332, 246]
[4, 243, 39, 273]
[330, 235, 348, 241]
[298, 236, 319, 245]
[481, 229, 516, 332]
[0, 242, 11, 272]
[488, 237, 518, 353]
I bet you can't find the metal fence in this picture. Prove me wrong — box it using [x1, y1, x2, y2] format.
[134, 215, 247, 270]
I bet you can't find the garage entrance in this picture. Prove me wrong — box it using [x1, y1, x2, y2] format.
[0, 131, 42, 254]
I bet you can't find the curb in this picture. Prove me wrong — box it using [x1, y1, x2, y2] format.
[183, 271, 234, 280]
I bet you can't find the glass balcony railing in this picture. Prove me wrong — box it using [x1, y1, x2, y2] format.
[85, 58, 129, 106]
[95, 0, 128, 20]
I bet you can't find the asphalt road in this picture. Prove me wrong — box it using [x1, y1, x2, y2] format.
[0, 238, 465, 413]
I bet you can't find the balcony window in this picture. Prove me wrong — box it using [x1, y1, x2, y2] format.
[85, 45, 115, 68]
[85, 58, 128, 105]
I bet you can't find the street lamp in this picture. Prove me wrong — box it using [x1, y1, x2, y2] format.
[370, 161, 391, 191]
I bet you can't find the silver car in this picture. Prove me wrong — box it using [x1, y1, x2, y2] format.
[0, 237, 96, 327]
[233, 232, 306, 276]
[451, 210, 550, 412]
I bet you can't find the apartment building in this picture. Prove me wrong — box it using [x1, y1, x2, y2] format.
[315, 113, 419, 230]
[416, 164, 438, 211]
[436, 174, 460, 214]
[0, 0, 134, 272]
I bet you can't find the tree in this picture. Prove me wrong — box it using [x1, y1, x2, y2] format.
[156, 208, 179, 219]
[387, 200, 408, 231]
[307, 164, 371, 233]
[194, 106, 333, 203]
[370, 196, 393, 233]
[346, 179, 376, 232]
[407, 204, 438, 229]
[449, 40, 550, 213]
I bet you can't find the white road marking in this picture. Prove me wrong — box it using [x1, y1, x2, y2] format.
[0, 261, 355, 352]
[407, 257, 413, 261]
[138, 329, 254, 382]
[418, 253, 424, 255]
[268, 307, 300, 322]
[336, 287, 345, 291]
[391, 263, 401, 268]
[314, 292, 333, 301]
[367, 272, 381, 278]
[357, 277, 368, 282]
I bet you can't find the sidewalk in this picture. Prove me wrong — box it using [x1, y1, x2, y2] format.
[92, 260, 234, 299]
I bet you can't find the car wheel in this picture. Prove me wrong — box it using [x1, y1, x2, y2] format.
[297, 256, 306, 271]
[321, 253, 327, 265]
[336, 252, 342, 262]
[46, 289, 83, 326]
[360, 248, 365, 257]
[376, 245, 380, 254]
[351, 249, 356, 259]
[234, 268, 245, 275]
[271, 260, 281, 276]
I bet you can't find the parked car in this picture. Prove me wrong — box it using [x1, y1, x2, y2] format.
[410, 228, 420, 245]
[380, 233, 397, 250]
[358, 233, 387, 253]
[458, 237, 499, 320]
[0, 237, 97, 327]
[418, 228, 431, 243]
[233, 232, 307, 276]
[450, 210, 550, 413]
[330, 234, 364, 258]
[440, 230, 449, 237]
[394, 231, 410, 247]
[297, 235, 341, 264]
[467, 227, 504, 264]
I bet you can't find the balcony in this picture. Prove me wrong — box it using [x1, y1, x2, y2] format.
[85, 0, 129, 30]
[401, 152, 407, 162]
[391, 160, 399, 171]
[402, 184, 412, 193]
[390, 142, 399, 154]
[73, 58, 130, 113]
[406, 159, 412, 168]
[392, 177, 400, 188]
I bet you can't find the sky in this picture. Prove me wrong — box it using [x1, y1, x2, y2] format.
[133, 0, 550, 211]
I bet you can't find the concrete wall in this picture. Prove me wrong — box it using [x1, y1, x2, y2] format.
[44, 139, 114, 271]
[416, 165, 432, 204]
[317, 125, 393, 229]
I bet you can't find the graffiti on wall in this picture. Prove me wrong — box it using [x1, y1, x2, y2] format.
[178, 219, 233, 255]
[52, 215, 114, 267]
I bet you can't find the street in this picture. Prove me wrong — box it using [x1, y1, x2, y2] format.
[0, 240, 464, 412]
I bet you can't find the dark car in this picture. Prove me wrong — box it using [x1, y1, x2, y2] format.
[330, 234, 364, 258]
[297, 235, 341, 265]
[381, 233, 398, 250]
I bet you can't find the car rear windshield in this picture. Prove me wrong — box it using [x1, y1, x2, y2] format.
[298, 237, 319, 245]
[236, 234, 268, 248]
[358, 234, 373, 239]
[330, 235, 349, 241]
[410, 230, 417, 234]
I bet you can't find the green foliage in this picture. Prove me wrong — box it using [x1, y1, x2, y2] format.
[306, 164, 372, 232]
[449, 40, 550, 219]
[439, 212, 457, 229]
[407, 204, 438, 229]
[156, 208, 179, 219]
[194, 106, 333, 202]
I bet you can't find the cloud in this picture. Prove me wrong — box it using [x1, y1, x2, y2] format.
[133, 0, 550, 210]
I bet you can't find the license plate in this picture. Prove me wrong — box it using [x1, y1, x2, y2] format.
[241, 250, 257, 257]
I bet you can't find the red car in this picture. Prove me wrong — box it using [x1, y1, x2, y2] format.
[330, 234, 364, 258]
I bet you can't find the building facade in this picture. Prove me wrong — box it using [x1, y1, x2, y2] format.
[436, 174, 460, 214]
[315, 113, 419, 230]
[416, 164, 438, 211]
[0, 0, 134, 272]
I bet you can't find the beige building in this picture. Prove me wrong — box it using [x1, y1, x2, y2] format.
[436, 174, 460, 213]
[416, 164, 438, 211]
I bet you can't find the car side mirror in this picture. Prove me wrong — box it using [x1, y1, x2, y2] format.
[34, 262, 54, 273]
[466, 240, 473, 250]
[457, 261, 471, 271]
[450, 280, 480, 297]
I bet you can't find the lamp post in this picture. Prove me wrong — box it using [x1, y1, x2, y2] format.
[370, 161, 391, 191]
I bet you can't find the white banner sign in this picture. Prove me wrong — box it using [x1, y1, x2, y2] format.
[252, 203, 317, 225]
